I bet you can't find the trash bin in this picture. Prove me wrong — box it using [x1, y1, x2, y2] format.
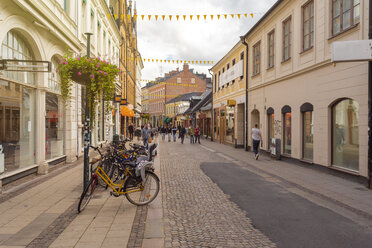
[270, 138, 281, 160]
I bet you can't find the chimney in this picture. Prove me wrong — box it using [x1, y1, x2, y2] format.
[183, 63, 189, 72]
[176, 67, 179, 72]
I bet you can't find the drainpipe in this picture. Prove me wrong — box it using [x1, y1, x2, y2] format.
[240, 36, 249, 151]
[368, 0, 372, 189]
[208, 69, 213, 141]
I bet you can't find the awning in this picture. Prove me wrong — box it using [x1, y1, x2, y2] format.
[121, 106, 135, 117]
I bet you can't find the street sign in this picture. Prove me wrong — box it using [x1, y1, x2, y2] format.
[332, 40, 372, 62]
[0, 59, 51, 72]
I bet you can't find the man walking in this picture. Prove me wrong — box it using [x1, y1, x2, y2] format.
[128, 123, 134, 140]
[188, 125, 195, 144]
[172, 125, 177, 142]
[161, 125, 166, 142]
[195, 125, 201, 144]
[252, 124, 263, 160]
[180, 125, 186, 144]
[167, 125, 172, 142]
[141, 124, 152, 149]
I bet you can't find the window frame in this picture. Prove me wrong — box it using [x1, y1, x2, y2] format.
[332, 0, 361, 36]
[267, 30, 275, 69]
[302, 1, 314, 52]
[252, 41, 261, 76]
[282, 16, 292, 62]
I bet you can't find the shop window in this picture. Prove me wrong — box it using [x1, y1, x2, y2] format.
[332, 99, 359, 171]
[301, 103, 314, 161]
[45, 93, 64, 160]
[225, 106, 235, 143]
[0, 82, 35, 172]
[282, 105, 292, 155]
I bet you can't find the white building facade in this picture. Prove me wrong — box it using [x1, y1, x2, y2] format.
[0, 0, 120, 186]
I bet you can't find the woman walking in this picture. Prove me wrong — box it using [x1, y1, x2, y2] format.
[172, 125, 177, 142]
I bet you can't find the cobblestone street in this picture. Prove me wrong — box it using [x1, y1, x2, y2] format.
[160, 141, 276, 248]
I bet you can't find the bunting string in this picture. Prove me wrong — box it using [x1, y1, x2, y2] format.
[108, 12, 261, 21]
[127, 57, 214, 65]
[140, 81, 198, 88]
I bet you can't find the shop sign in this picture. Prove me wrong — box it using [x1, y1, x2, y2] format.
[227, 100, 236, 106]
[113, 95, 121, 103]
[120, 99, 127, 105]
[219, 60, 243, 87]
[199, 114, 206, 119]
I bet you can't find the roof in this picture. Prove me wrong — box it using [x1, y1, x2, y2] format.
[165, 92, 201, 104]
[242, 0, 283, 39]
[200, 102, 212, 111]
[190, 90, 212, 113]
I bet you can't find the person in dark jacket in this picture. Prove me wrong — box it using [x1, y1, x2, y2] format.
[167, 125, 172, 142]
[172, 125, 177, 142]
[161, 125, 166, 141]
[128, 123, 134, 140]
[179, 125, 186, 144]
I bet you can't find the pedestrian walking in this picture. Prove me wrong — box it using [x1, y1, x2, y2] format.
[189, 125, 195, 144]
[135, 127, 141, 142]
[179, 125, 186, 144]
[195, 125, 201, 144]
[172, 125, 177, 142]
[167, 125, 172, 142]
[128, 123, 134, 140]
[141, 124, 152, 149]
[161, 125, 166, 141]
[252, 124, 263, 160]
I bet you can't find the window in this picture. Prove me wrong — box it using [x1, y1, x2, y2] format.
[232, 59, 236, 66]
[332, 99, 359, 171]
[268, 30, 275, 68]
[253, 42, 261, 76]
[191, 78, 195, 84]
[177, 77, 181, 83]
[240, 52, 244, 80]
[283, 17, 291, 61]
[303, 1, 314, 51]
[333, 0, 360, 35]
[218, 72, 221, 90]
[45, 93, 64, 160]
[227, 63, 230, 70]
[214, 74, 217, 92]
[301, 102, 314, 161]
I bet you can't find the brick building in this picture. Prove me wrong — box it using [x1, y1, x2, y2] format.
[148, 64, 210, 127]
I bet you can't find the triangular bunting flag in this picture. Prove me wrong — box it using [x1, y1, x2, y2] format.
[211, 15, 214, 20]
[176, 60, 179, 63]
[197, 15, 200, 20]
[155, 15, 159, 20]
[224, 14, 227, 19]
[176, 15, 179, 20]
[141, 15, 145, 20]
[180, 60, 183, 63]
[148, 15, 151, 20]
[152, 59, 154, 62]
[237, 14, 241, 19]
[134, 15, 137, 21]
[160, 60, 162, 62]
[250, 13, 254, 18]
[169, 15, 172, 20]
[204, 15, 207, 20]
[244, 13, 247, 18]
[217, 14, 220, 20]
[231, 14, 234, 18]
[172, 60, 174, 63]
[162, 15, 165, 21]
[199, 61, 202, 64]
[156, 59, 158, 62]
[190, 15, 193, 20]
[107, 14, 111, 19]
[204, 61, 206, 64]
[183, 15, 187, 20]
[207, 61, 210, 64]
[127, 14, 131, 21]
[121, 14, 124, 20]
[114, 14, 118, 19]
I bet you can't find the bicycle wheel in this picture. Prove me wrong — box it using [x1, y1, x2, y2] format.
[78, 175, 97, 213]
[124, 171, 160, 206]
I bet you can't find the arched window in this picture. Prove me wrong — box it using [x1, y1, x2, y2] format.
[49, 55, 61, 92]
[1, 30, 35, 85]
[332, 99, 359, 171]
[301, 103, 314, 161]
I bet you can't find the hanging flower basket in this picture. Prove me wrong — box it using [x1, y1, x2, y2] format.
[57, 54, 120, 127]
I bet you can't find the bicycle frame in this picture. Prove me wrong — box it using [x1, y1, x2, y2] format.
[95, 165, 144, 195]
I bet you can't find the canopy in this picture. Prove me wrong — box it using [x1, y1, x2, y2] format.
[121, 106, 135, 117]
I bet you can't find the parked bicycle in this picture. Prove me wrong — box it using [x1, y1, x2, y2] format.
[78, 142, 160, 213]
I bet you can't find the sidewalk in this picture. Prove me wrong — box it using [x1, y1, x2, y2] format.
[200, 139, 372, 225]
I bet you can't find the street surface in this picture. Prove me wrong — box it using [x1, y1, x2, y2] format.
[0, 138, 371, 247]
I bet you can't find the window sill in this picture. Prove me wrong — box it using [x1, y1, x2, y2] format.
[251, 73, 261, 79]
[266, 65, 274, 71]
[300, 46, 313, 55]
[281, 58, 291, 64]
[328, 23, 360, 41]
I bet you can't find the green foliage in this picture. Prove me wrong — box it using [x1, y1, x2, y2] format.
[57, 55, 120, 127]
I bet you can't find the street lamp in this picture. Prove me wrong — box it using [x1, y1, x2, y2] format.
[83, 32, 93, 190]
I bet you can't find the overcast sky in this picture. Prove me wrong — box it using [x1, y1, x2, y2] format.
[136, 0, 278, 86]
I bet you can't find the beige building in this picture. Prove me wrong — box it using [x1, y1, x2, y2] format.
[212, 0, 368, 179]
